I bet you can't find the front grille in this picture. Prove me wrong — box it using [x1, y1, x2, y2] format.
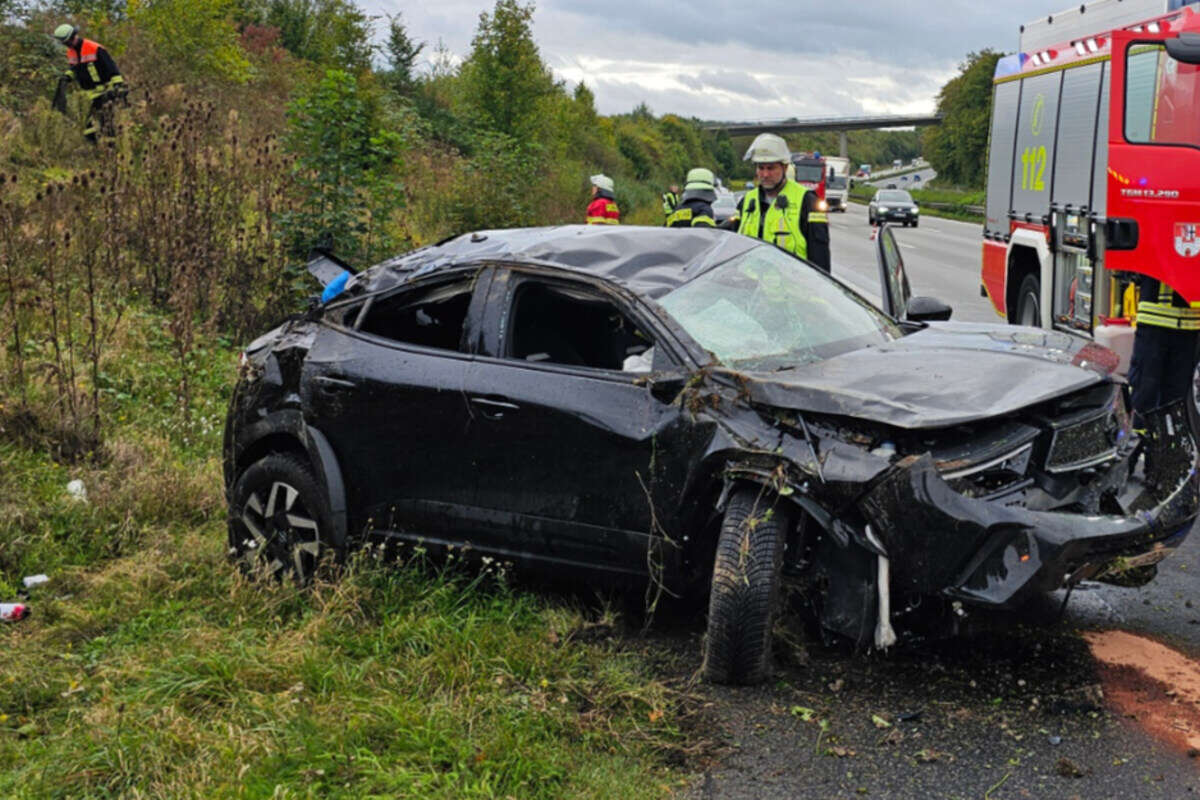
[1044, 407, 1119, 473]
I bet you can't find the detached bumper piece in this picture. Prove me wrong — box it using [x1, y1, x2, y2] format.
[858, 402, 1198, 609]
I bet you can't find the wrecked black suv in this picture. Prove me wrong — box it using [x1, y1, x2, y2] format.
[223, 225, 1198, 685]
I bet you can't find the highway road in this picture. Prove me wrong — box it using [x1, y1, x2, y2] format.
[827, 199, 999, 324]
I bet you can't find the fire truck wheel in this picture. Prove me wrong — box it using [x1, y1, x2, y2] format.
[1188, 358, 1200, 446]
[1015, 275, 1040, 327]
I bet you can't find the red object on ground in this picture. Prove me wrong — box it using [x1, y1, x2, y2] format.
[0, 603, 28, 621]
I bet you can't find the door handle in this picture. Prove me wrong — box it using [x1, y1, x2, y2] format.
[470, 396, 520, 419]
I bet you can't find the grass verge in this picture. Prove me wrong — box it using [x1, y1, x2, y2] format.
[0, 309, 695, 800]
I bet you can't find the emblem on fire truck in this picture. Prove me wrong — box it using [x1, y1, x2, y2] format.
[1175, 223, 1200, 258]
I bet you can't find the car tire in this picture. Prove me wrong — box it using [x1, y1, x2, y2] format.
[912, 219, 919, 228]
[1188, 357, 1200, 447]
[229, 453, 332, 582]
[1015, 274, 1041, 327]
[702, 487, 790, 685]
[868, 214, 875, 226]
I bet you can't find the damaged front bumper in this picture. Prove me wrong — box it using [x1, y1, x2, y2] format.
[858, 403, 1199, 609]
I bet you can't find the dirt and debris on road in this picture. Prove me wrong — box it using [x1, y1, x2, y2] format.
[651, 612, 1200, 800]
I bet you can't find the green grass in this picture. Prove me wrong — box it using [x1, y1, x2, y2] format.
[0, 308, 691, 799]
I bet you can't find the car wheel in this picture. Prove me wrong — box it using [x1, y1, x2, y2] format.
[229, 453, 332, 582]
[702, 487, 790, 685]
[868, 214, 875, 226]
[1015, 274, 1041, 327]
[912, 219, 919, 228]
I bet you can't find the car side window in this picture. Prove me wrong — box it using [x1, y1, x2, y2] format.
[356, 279, 473, 351]
[505, 281, 656, 372]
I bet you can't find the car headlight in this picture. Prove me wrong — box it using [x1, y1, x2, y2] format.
[878, 206, 889, 212]
[818, 199, 829, 212]
[912, 207, 919, 214]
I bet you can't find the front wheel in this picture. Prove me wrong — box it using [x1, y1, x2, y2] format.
[702, 488, 790, 685]
[911, 219, 919, 228]
[1014, 274, 1041, 327]
[229, 453, 333, 582]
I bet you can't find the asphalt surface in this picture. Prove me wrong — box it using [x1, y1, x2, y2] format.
[671, 200, 1200, 799]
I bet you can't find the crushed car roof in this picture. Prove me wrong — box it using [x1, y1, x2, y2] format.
[352, 225, 762, 299]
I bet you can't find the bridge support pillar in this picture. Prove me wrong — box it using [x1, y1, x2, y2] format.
[839, 131, 848, 159]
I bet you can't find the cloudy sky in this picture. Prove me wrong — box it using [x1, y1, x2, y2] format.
[365, 1, 1062, 119]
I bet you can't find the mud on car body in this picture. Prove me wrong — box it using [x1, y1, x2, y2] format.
[223, 224, 1199, 685]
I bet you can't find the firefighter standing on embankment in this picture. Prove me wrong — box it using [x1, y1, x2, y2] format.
[1129, 276, 1200, 426]
[52, 23, 127, 142]
[585, 174, 620, 225]
[736, 133, 831, 273]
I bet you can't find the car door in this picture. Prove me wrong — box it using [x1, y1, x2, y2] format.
[302, 267, 494, 540]
[459, 267, 696, 575]
[876, 224, 912, 320]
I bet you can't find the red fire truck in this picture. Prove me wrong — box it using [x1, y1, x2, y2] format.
[980, 0, 1200, 384]
[790, 153, 828, 201]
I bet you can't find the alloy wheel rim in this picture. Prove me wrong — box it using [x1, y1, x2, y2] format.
[238, 480, 320, 577]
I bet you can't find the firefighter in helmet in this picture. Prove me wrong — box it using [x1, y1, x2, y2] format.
[666, 169, 717, 228]
[52, 23, 127, 142]
[585, 174, 620, 225]
[736, 133, 831, 272]
[1128, 275, 1200, 427]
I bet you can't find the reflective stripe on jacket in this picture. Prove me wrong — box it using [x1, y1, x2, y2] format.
[666, 199, 715, 228]
[586, 196, 620, 225]
[661, 191, 678, 217]
[66, 38, 123, 92]
[1137, 280, 1200, 331]
[736, 180, 808, 259]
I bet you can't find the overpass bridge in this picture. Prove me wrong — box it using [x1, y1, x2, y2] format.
[704, 113, 943, 157]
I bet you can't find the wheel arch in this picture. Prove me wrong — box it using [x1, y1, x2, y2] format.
[1004, 232, 1052, 327]
[228, 412, 348, 552]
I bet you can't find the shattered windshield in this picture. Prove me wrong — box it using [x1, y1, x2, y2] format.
[659, 245, 902, 370]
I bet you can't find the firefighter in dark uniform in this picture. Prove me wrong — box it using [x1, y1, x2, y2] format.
[53, 24, 127, 142]
[1128, 275, 1200, 425]
[666, 169, 717, 228]
[736, 133, 831, 272]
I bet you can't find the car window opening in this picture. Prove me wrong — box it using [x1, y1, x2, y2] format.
[507, 282, 653, 371]
[356, 280, 472, 351]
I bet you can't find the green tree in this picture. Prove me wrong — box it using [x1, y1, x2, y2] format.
[383, 13, 423, 97]
[457, 0, 555, 142]
[922, 50, 1004, 187]
[127, 0, 252, 82]
[252, 0, 373, 72]
[278, 69, 403, 263]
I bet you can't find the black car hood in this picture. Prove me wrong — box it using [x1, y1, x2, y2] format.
[740, 322, 1114, 429]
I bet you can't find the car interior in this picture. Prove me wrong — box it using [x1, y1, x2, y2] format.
[355, 280, 472, 351]
[506, 282, 652, 370]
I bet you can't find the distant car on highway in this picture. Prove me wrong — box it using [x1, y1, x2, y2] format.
[712, 191, 739, 225]
[869, 189, 920, 227]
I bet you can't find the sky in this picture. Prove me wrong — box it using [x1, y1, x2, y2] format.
[365, 1, 1068, 120]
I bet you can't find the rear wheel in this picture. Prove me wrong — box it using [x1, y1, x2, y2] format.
[229, 454, 332, 582]
[702, 488, 790, 685]
[1015, 274, 1041, 327]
